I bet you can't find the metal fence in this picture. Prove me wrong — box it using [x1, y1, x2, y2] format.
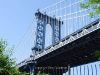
[35, 61, 100, 75]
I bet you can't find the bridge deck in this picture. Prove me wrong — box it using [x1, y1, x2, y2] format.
[34, 19, 100, 74]
[18, 19, 100, 74]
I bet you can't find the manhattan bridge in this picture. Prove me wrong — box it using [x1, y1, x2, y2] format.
[14, 0, 100, 75]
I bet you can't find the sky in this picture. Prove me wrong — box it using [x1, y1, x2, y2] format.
[0, 0, 60, 48]
[0, 0, 65, 66]
[0, 0, 61, 64]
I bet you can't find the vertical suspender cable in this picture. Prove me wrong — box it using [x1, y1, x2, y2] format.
[64, 0, 67, 37]
[70, 0, 72, 34]
[83, 0, 85, 28]
[75, 0, 78, 31]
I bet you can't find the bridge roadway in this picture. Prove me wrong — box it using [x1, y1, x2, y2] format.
[17, 19, 100, 75]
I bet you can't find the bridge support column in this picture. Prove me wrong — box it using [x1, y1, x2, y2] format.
[47, 67, 63, 75]
[29, 64, 37, 75]
[29, 65, 34, 75]
[28, 61, 37, 75]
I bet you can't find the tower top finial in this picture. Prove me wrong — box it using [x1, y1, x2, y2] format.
[59, 17, 61, 20]
[53, 15, 56, 19]
[37, 9, 40, 12]
[44, 11, 46, 15]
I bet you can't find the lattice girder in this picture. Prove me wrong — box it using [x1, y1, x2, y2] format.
[32, 10, 63, 51]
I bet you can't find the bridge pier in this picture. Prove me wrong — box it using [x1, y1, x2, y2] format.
[29, 64, 35, 75]
[27, 60, 37, 75]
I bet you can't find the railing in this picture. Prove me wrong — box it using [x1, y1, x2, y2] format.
[17, 56, 34, 68]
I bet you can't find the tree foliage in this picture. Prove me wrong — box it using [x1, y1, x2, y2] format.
[94, 50, 100, 60]
[0, 39, 28, 75]
[37, 71, 48, 75]
[80, 0, 100, 17]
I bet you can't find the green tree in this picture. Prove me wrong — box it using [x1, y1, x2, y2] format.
[80, 0, 100, 17]
[0, 39, 28, 75]
[37, 71, 48, 75]
[94, 50, 100, 60]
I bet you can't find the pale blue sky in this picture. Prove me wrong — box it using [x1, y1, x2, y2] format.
[0, 0, 60, 48]
[0, 0, 61, 64]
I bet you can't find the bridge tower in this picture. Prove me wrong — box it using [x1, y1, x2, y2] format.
[32, 10, 63, 52]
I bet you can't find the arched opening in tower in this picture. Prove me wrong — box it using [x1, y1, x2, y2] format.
[45, 24, 52, 48]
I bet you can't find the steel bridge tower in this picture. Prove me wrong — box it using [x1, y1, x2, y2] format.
[32, 10, 63, 52]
